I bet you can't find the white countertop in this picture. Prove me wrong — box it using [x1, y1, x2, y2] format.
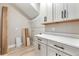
[35, 34, 79, 49]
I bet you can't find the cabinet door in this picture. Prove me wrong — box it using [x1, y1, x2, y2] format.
[48, 46, 63, 56]
[38, 43, 47, 56]
[48, 46, 56, 56]
[67, 3, 79, 19]
[55, 51, 70, 56]
[54, 3, 64, 21]
[63, 3, 68, 20]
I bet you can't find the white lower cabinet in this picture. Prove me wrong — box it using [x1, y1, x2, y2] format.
[57, 50, 69, 56]
[47, 46, 70, 56]
[56, 51, 62, 56]
[62, 52, 70, 56]
[36, 38, 72, 56]
[48, 46, 57, 56]
[38, 43, 47, 56]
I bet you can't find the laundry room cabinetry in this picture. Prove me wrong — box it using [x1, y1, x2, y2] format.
[37, 38, 48, 56]
[53, 3, 66, 21]
[67, 3, 79, 20]
[36, 37, 71, 56]
[38, 43, 47, 56]
[47, 40, 71, 56]
[53, 3, 79, 21]
[35, 34, 79, 56]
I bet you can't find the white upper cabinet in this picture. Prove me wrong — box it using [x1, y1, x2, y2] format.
[54, 3, 64, 21]
[67, 3, 79, 20]
[53, 3, 79, 22]
[63, 3, 68, 19]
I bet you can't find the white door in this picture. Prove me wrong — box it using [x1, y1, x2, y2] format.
[67, 3, 79, 20]
[38, 43, 47, 56]
[54, 3, 64, 21]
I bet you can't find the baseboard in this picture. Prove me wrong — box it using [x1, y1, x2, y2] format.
[8, 44, 15, 49]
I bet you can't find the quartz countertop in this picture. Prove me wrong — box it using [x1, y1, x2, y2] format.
[35, 34, 79, 49]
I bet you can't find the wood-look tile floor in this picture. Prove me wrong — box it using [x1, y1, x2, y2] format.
[4, 46, 40, 56]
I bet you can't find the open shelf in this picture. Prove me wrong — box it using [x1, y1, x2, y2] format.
[42, 19, 79, 25]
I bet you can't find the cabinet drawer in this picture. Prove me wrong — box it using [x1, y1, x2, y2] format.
[48, 40, 64, 50]
[48, 39, 79, 56]
[55, 50, 70, 56]
[37, 38, 48, 44]
[48, 46, 57, 56]
[62, 44, 79, 56]
[48, 45, 70, 56]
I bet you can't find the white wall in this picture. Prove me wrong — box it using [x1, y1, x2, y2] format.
[0, 3, 53, 48]
[31, 2, 53, 45]
[7, 5, 31, 48]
